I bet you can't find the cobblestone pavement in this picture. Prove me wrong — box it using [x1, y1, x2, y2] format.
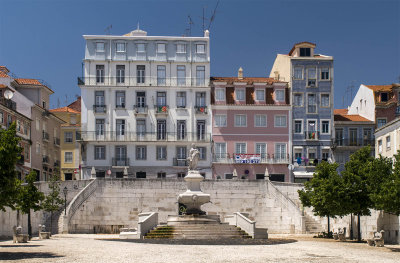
[0, 234, 399, 263]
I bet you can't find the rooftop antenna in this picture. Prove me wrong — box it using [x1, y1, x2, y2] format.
[105, 24, 112, 35]
[187, 15, 194, 36]
[202, 6, 206, 33]
[137, 22, 140, 30]
[207, 0, 219, 30]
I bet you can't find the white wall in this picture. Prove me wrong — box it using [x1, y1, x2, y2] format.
[348, 84, 375, 121]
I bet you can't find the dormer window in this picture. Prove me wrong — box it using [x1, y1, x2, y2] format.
[96, 42, 105, 52]
[300, 47, 311, 57]
[381, 92, 388, 102]
[116, 43, 126, 53]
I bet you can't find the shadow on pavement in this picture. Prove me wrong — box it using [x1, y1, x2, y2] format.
[0, 252, 63, 260]
[387, 247, 400, 252]
[98, 238, 298, 246]
[0, 244, 42, 248]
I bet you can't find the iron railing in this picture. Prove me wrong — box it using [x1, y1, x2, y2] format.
[304, 131, 320, 140]
[112, 157, 130, 167]
[93, 105, 107, 113]
[133, 105, 148, 114]
[194, 106, 207, 114]
[42, 131, 50, 141]
[213, 153, 290, 164]
[154, 105, 169, 114]
[334, 138, 374, 147]
[0, 97, 16, 111]
[173, 158, 188, 167]
[77, 76, 209, 87]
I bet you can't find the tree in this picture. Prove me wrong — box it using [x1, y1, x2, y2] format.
[0, 122, 22, 211]
[43, 169, 64, 234]
[298, 161, 347, 235]
[369, 152, 400, 215]
[16, 171, 45, 239]
[341, 146, 374, 242]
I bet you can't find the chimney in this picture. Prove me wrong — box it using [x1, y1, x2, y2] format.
[204, 30, 210, 37]
[238, 67, 243, 80]
[274, 71, 280, 80]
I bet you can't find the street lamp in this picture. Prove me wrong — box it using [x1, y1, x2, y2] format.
[63, 186, 68, 216]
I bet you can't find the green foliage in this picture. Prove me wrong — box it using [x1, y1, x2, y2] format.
[0, 122, 22, 211]
[43, 169, 64, 213]
[298, 161, 347, 218]
[16, 170, 45, 214]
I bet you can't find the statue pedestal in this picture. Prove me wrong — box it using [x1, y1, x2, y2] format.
[178, 170, 210, 215]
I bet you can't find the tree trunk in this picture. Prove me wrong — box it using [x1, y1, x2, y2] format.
[350, 213, 354, 240]
[357, 214, 361, 242]
[327, 217, 330, 235]
[50, 211, 53, 236]
[28, 210, 32, 240]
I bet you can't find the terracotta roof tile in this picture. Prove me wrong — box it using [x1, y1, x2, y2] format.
[50, 106, 80, 114]
[14, 78, 42, 86]
[0, 84, 7, 88]
[67, 97, 81, 112]
[0, 71, 9, 78]
[364, 85, 393, 92]
[210, 77, 285, 85]
[334, 109, 371, 122]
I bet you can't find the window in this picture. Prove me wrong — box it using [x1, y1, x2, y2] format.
[307, 94, 317, 113]
[156, 146, 167, 160]
[70, 115, 76, 125]
[363, 129, 372, 145]
[225, 173, 233, 179]
[95, 91, 105, 106]
[157, 65, 166, 85]
[255, 89, 265, 101]
[176, 146, 187, 159]
[275, 144, 287, 160]
[378, 140, 383, 153]
[116, 65, 125, 83]
[136, 146, 146, 160]
[381, 93, 388, 102]
[349, 128, 358, 146]
[36, 142, 40, 154]
[116, 119, 125, 136]
[198, 147, 206, 160]
[255, 143, 266, 157]
[321, 94, 330, 107]
[136, 172, 146, 178]
[137, 65, 145, 84]
[176, 92, 186, 108]
[196, 44, 205, 53]
[307, 68, 316, 86]
[215, 88, 225, 101]
[275, 89, 284, 102]
[116, 43, 126, 52]
[95, 119, 105, 135]
[177, 172, 185, 178]
[36, 117, 40, 131]
[136, 92, 146, 108]
[386, 136, 391, 149]
[94, 146, 106, 160]
[321, 121, 330, 134]
[96, 42, 105, 52]
[300, 48, 310, 57]
[64, 152, 73, 163]
[157, 120, 166, 140]
[215, 143, 226, 159]
[214, 115, 227, 127]
[322, 150, 330, 160]
[197, 120, 206, 141]
[321, 68, 329, 80]
[235, 89, 245, 101]
[255, 115, 267, 127]
[157, 92, 166, 106]
[294, 120, 302, 134]
[116, 91, 125, 108]
[136, 43, 145, 52]
[293, 94, 303, 107]
[136, 119, 146, 136]
[177, 65, 186, 86]
[157, 172, 166, 178]
[176, 44, 186, 53]
[0, 112, 3, 124]
[157, 43, 166, 53]
[235, 114, 247, 127]
[177, 120, 186, 140]
[96, 65, 104, 83]
[336, 129, 343, 146]
[64, 132, 73, 143]
[196, 92, 206, 106]
[115, 146, 127, 161]
[235, 143, 247, 154]
[274, 115, 287, 127]
[294, 67, 303, 79]
[377, 119, 387, 128]
[196, 66, 205, 86]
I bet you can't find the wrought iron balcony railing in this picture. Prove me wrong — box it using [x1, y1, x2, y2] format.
[333, 138, 374, 147]
[304, 131, 320, 140]
[77, 76, 209, 87]
[194, 106, 207, 114]
[42, 131, 50, 141]
[173, 158, 188, 167]
[0, 97, 16, 111]
[133, 105, 148, 114]
[93, 105, 107, 113]
[213, 153, 290, 164]
[112, 157, 130, 167]
[154, 105, 169, 114]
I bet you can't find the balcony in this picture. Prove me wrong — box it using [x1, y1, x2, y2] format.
[305, 131, 319, 140]
[0, 97, 16, 111]
[133, 105, 148, 115]
[194, 106, 208, 114]
[154, 105, 169, 114]
[213, 153, 290, 164]
[112, 157, 130, 167]
[77, 131, 211, 142]
[42, 109, 51, 118]
[77, 77, 209, 87]
[43, 155, 49, 164]
[173, 158, 188, 167]
[42, 131, 50, 141]
[93, 105, 106, 113]
[333, 138, 374, 148]
[54, 137, 60, 146]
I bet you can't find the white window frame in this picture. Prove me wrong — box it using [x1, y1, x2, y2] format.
[64, 131, 73, 143]
[255, 143, 267, 157]
[378, 139, 383, 153]
[116, 42, 126, 53]
[293, 93, 304, 107]
[294, 119, 303, 134]
[274, 143, 287, 160]
[293, 66, 303, 80]
[377, 118, 387, 128]
[307, 93, 318, 114]
[136, 43, 145, 53]
[214, 115, 227, 127]
[254, 114, 267, 127]
[274, 115, 287, 128]
[96, 42, 105, 52]
[320, 67, 330, 80]
[64, 152, 73, 163]
[136, 145, 147, 160]
[320, 93, 330, 108]
[307, 67, 317, 87]
[196, 44, 206, 54]
[94, 146, 106, 160]
[156, 146, 167, 160]
[215, 88, 225, 101]
[235, 88, 245, 101]
[36, 142, 40, 154]
[255, 89, 265, 101]
[176, 43, 186, 53]
[157, 43, 166, 53]
[234, 114, 247, 127]
[320, 119, 331, 135]
[235, 142, 247, 154]
[275, 89, 285, 102]
[386, 136, 391, 150]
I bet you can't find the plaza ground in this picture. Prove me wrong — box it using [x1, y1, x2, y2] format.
[0, 234, 399, 263]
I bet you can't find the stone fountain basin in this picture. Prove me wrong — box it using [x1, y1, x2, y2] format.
[178, 191, 210, 206]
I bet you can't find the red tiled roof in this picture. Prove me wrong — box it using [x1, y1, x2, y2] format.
[0, 71, 9, 78]
[364, 85, 393, 92]
[0, 66, 10, 73]
[210, 77, 285, 85]
[0, 84, 7, 88]
[288, 41, 316, 56]
[334, 109, 371, 122]
[14, 78, 42, 85]
[50, 106, 80, 114]
[67, 97, 81, 112]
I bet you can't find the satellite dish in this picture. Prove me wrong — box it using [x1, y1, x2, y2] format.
[4, 90, 13, 99]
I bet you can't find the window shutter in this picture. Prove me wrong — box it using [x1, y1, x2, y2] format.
[285, 87, 290, 104]
[226, 87, 235, 104]
[211, 87, 215, 104]
[246, 87, 254, 104]
[265, 88, 274, 104]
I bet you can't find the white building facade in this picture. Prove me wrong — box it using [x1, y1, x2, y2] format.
[79, 28, 212, 179]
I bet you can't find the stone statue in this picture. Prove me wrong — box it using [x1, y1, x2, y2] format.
[187, 144, 200, 170]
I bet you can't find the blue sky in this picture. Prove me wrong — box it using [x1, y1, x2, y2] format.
[0, 0, 399, 109]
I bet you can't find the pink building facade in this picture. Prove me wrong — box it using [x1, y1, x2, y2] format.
[211, 74, 291, 181]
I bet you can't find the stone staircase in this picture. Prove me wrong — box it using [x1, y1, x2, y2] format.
[304, 214, 324, 234]
[43, 208, 64, 235]
[145, 223, 251, 239]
